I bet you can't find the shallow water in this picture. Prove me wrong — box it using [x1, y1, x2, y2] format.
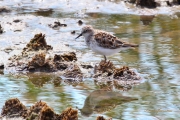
[1, 1, 180, 120]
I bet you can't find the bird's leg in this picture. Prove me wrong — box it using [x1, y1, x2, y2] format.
[104, 55, 107, 62]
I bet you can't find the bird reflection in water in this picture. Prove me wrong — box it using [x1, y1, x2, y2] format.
[80, 90, 138, 116]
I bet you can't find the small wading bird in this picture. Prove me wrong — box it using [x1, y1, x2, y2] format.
[75, 25, 138, 61]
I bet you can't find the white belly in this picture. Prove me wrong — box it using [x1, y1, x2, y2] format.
[90, 43, 122, 56]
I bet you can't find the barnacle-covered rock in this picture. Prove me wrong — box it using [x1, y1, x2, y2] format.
[1, 98, 28, 118]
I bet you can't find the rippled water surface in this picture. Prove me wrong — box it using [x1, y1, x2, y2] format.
[1, 1, 180, 120]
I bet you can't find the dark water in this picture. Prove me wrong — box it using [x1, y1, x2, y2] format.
[1, 1, 180, 120]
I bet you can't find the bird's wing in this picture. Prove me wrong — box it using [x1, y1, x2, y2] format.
[94, 31, 124, 49]
[94, 31, 138, 49]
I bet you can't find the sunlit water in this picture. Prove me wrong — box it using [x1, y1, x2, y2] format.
[1, 1, 180, 120]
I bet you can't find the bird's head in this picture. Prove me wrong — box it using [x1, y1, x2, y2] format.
[75, 25, 94, 39]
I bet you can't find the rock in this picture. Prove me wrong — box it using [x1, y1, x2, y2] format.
[78, 20, 83, 25]
[127, 0, 180, 8]
[25, 33, 53, 51]
[1, 98, 78, 120]
[1, 98, 28, 118]
[13, 19, 21, 23]
[53, 52, 77, 62]
[94, 60, 115, 76]
[0, 24, 3, 34]
[39, 106, 55, 120]
[57, 107, 78, 120]
[64, 64, 83, 83]
[71, 31, 76, 34]
[48, 21, 67, 30]
[0, 63, 4, 69]
[94, 61, 141, 91]
[81, 63, 93, 69]
[0, 7, 11, 13]
[96, 116, 112, 120]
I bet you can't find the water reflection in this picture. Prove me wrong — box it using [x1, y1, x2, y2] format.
[27, 73, 61, 87]
[140, 15, 155, 25]
[80, 90, 137, 116]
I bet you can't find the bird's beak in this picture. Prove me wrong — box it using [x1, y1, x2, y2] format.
[75, 33, 82, 39]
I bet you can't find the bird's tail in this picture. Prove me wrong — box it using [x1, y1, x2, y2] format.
[122, 43, 139, 47]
